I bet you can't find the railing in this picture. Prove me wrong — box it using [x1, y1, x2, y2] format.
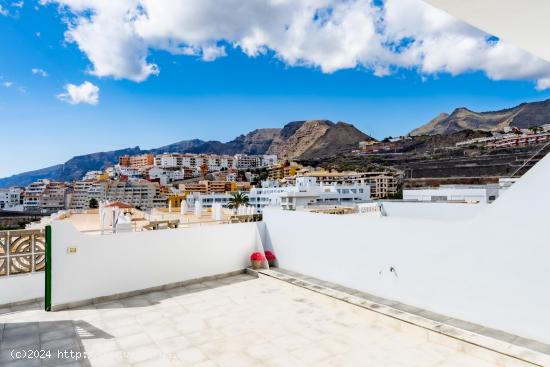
[0, 229, 45, 277]
[78, 217, 259, 235]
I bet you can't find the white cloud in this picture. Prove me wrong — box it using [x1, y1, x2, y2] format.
[1, 80, 26, 93]
[56, 81, 99, 105]
[32, 68, 48, 77]
[43, 0, 550, 88]
[12, 1, 24, 8]
[0, 4, 8, 16]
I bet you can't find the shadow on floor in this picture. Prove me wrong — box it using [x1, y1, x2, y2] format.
[0, 320, 113, 367]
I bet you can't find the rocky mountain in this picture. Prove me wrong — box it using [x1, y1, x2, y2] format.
[410, 99, 550, 136]
[0, 120, 373, 187]
[187, 129, 282, 155]
[267, 120, 333, 159]
[0, 164, 64, 189]
[269, 120, 373, 160]
[151, 139, 205, 154]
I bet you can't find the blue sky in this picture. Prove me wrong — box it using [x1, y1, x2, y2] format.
[1, 0, 550, 178]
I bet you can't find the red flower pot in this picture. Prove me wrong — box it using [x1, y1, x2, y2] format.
[265, 251, 276, 267]
[250, 252, 265, 270]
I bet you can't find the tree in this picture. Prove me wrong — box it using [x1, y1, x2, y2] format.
[385, 189, 403, 200]
[227, 192, 249, 209]
[89, 198, 99, 209]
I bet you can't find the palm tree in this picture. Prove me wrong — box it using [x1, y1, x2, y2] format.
[89, 198, 99, 209]
[228, 192, 249, 209]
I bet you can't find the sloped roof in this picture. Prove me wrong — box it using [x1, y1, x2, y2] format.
[105, 201, 133, 209]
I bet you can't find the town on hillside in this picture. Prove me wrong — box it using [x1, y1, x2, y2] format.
[4, 121, 548, 230]
[0, 151, 400, 229]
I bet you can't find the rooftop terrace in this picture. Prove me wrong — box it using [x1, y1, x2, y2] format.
[2, 150, 550, 366]
[0, 272, 521, 367]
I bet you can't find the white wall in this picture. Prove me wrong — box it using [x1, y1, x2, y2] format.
[263, 154, 550, 344]
[0, 272, 44, 305]
[403, 187, 492, 203]
[51, 221, 263, 306]
[380, 201, 486, 220]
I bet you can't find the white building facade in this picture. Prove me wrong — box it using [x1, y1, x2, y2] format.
[186, 176, 371, 212]
[403, 185, 500, 203]
[0, 187, 23, 210]
[69, 180, 167, 210]
[23, 179, 50, 212]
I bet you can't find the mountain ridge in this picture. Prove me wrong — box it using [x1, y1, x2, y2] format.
[410, 99, 550, 136]
[0, 120, 373, 187]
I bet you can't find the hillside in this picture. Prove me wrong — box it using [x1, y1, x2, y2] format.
[188, 129, 282, 155]
[0, 164, 63, 188]
[410, 99, 550, 136]
[0, 120, 373, 187]
[296, 121, 374, 160]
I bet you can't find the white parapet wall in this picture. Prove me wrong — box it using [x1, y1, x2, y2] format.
[0, 272, 44, 306]
[263, 153, 550, 345]
[50, 221, 264, 307]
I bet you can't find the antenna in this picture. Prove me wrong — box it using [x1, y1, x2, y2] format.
[509, 140, 550, 177]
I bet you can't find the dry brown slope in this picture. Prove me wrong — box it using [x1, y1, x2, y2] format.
[410, 99, 550, 136]
[267, 120, 333, 159]
[299, 122, 375, 159]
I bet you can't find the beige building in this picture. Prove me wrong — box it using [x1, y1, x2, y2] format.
[41, 182, 69, 213]
[23, 179, 69, 213]
[179, 180, 234, 194]
[119, 154, 154, 171]
[267, 162, 301, 180]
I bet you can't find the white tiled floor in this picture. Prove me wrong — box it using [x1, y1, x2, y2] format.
[0, 274, 499, 366]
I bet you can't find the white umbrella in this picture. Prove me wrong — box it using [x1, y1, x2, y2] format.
[212, 203, 222, 220]
[180, 200, 187, 215]
[194, 201, 202, 218]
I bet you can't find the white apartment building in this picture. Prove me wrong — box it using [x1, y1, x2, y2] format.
[154, 153, 277, 172]
[70, 181, 96, 209]
[23, 179, 50, 212]
[286, 171, 398, 199]
[148, 167, 190, 185]
[154, 154, 192, 169]
[70, 179, 167, 210]
[403, 184, 500, 203]
[114, 165, 143, 179]
[204, 156, 236, 171]
[186, 176, 371, 212]
[0, 187, 23, 210]
[279, 177, 371, 210]
[234, 154, 277, 169]
[82, 171, 104, 181]
[154, 153, 235, 171]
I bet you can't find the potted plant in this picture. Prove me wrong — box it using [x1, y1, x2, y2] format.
[250, 252, 265, 270]
[265, 251, 276, 267]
